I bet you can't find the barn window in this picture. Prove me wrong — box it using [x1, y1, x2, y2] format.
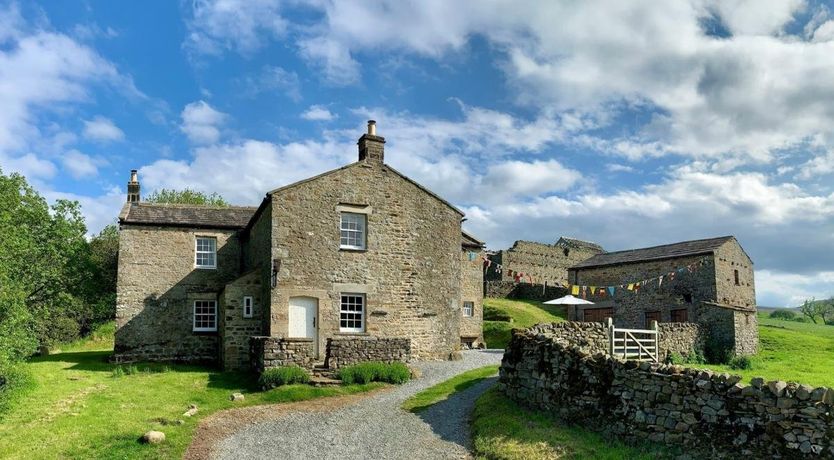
[243, 296, 253, 318]
[671, 309, 688, 322]
[645, 310, 661, 327]
[734, 269, 740, 286]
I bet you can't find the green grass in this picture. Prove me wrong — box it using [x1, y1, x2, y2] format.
[483, 298, 567, 349]
[0, 323, 382, 459]
[401, 365, 499, 412]
[472, 387, 668, 460]
[700, 313, 834, 387]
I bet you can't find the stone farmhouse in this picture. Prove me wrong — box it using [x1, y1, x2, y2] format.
[115, 121, 485, 371]
[567, 236, 758, 355]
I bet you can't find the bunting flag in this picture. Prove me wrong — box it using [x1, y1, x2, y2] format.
[658, 275, 664, 287]
[565, 256, 710, 299]
[608, 286, 616, 297]
[571, 285, 580, 295]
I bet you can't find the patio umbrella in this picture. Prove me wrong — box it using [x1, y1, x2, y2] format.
[543, 294, 595, 305]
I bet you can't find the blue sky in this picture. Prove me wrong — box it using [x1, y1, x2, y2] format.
[2, 0, 834, 307]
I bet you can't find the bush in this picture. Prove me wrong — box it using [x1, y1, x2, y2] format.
[0, 364, 35, 419]
[729, 355, 753, 370]
[484, 306, 512, 322]
[769, 310, 796, 321]
[666, 350, 706, 366]
[258, 365, 311, 389]
[111, 366, 125, 378]
[337, 362, 411, 385]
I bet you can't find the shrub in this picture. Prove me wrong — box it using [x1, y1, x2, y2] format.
[729, 355, 753, 370]
[258, 365, 310, 389]
[111, 366, 125, 378]
[484, 306, 512, 322]
[769, 310, 796, 321]
[337, 362, 411, 385]
[0, 364, 35, 419]
[666, 350, 706, 366]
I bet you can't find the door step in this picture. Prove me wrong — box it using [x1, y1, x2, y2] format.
[309, 375, 341, 387]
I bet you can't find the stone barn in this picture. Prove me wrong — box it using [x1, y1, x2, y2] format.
[115, 121, 485, 371]
[567, 236, 758, 356]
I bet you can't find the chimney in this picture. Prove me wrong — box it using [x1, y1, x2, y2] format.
[358, 120, 385, 163]
[127, 169, 140, 203]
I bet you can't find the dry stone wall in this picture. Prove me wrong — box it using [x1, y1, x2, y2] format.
[250, 336, 316, 372]
[324, 337, 411, 369]
[500, 329, 834, 458]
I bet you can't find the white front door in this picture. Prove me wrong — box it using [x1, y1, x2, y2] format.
[289, 296, 318, 354]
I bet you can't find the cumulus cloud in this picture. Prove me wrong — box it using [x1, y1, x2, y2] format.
[184, 0, 288, 56]
[180, 100, 227, 144]
[61, 149, 99, 179]
[83, 116, 124, 142]
[301, 105, 337, 121]
[240, 65, 301, 101]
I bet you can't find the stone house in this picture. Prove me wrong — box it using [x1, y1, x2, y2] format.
[567, 236, 758, 355]
[486, 237, 604, 287]
[115, 121, 485, 371]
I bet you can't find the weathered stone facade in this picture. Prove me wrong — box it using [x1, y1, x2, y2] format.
[568, 237, 758, 356]
[250, 336, 316, 372]
[114, 122, 484, 369]
[500, 329, 834, 458]
[484, 280, 569, 301]
[324, 337, 411, 369]
[486, 237, 604, 286]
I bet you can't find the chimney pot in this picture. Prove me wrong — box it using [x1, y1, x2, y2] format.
[127, 169, 141, 203]
[368, 120, 376, 136]
[358, 122, 385, 163]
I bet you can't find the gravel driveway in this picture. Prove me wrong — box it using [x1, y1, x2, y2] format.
[214, 350, 504, 460]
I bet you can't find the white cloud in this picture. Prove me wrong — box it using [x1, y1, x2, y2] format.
[180, 100, 227, 144]
[755, 270, 834, 307]
[61, 149, 98, 179]
[301, 105, 337, 121]
[481, 160, 579, 197]
[184, 0, 287, 56]
[241, 66, 301, 101]
[83, 116, 124, 142]
[0, 152, 57, 180]
[298, 36, 361, 86]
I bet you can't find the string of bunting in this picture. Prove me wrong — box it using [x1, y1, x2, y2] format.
[569, 257, 711, 299]
[472, 251, 711, 296]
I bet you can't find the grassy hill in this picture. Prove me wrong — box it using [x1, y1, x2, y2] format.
[483, 298, 567, 348]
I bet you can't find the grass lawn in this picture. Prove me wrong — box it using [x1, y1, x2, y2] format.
[484, 298, 567, 349]
[401, 365, 499, 412]
[0, 323, 381, 459]
[700, 313, 834, 388]
[472, 387, 669, 460]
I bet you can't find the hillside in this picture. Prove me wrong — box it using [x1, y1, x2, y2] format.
[483, 298, 567, 348]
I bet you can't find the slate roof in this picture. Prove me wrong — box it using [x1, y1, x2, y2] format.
[119, 203, 258, 229]
[570, 236, 735, 269]
[462, 230, 485, 249]
[557, 236, 605, 253]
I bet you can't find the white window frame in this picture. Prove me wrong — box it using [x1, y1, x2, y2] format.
[193, 300, 217, 332]
[339, 293, 366, 333]
[462, 301, 474, 317]
[195, 237, 217, 269]
[243, 296, 254, 318]
[340, 212, 366, 250]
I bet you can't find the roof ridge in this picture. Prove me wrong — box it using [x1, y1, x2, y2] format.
[135, 202, 259, 210]
[592, 235, 733, 256]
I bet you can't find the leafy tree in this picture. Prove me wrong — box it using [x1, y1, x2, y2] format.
[145, 188, 229, 206]
[799, 298, 834, 325]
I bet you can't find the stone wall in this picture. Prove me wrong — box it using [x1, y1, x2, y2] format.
[220, 269, 266, 371]
[269, 157, 463, 361]
[250, 336, 316, 372]
[499, 330, 834, 458]
[486, 238, 603, 286]
[115, 225, 242, 363]
[658, 322, 705, 358]
[485, 280, 569, 301]
[324, 337, 411, 369]
[460, 248, 484, 345]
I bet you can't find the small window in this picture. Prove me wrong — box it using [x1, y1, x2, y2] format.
[563, 248, 570, 257]
[243, 296, 253, 318]
[340, 213, 366, 250]
[340, 294, 365, 332]
[645, 310, 661, 327]
[682, 293, 693, 303]
[462, 301, 474, 317]
[195, 237, 217, 268]
[671, 309, 688, 323]
[193, 300, 217, 332]
[734, 269, 740, 286]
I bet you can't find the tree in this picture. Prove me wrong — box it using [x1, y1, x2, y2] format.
[798, 298, 834, 325]
[145, 188, 229, 206]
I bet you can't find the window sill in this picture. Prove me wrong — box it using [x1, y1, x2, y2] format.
[194, 266, 217, 270]
[335, 331, 369, 336]
[339, 247, 367, 253]
[192, 330, 218, 336]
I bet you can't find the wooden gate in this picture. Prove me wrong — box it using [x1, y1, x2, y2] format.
[607, 318, 659, 363]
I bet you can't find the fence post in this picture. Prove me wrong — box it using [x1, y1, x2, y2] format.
[607, 317, 614, 357]
[652, 320, 659, 363]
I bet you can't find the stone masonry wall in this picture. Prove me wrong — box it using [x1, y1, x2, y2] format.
[115, 225, 241, 363]
[460, 248, 484, 344]
[220, 269, 265, 371]
[500, 330, 834, 458]
[486, 239, 603, 286]
[270, 159, 462, 361]
[250, 336, 316, 372]
[324, 337, 411, 369]
[485, 280, 569, 301]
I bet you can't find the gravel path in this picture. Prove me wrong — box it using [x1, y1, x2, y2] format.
[214, 350, 504, 460]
